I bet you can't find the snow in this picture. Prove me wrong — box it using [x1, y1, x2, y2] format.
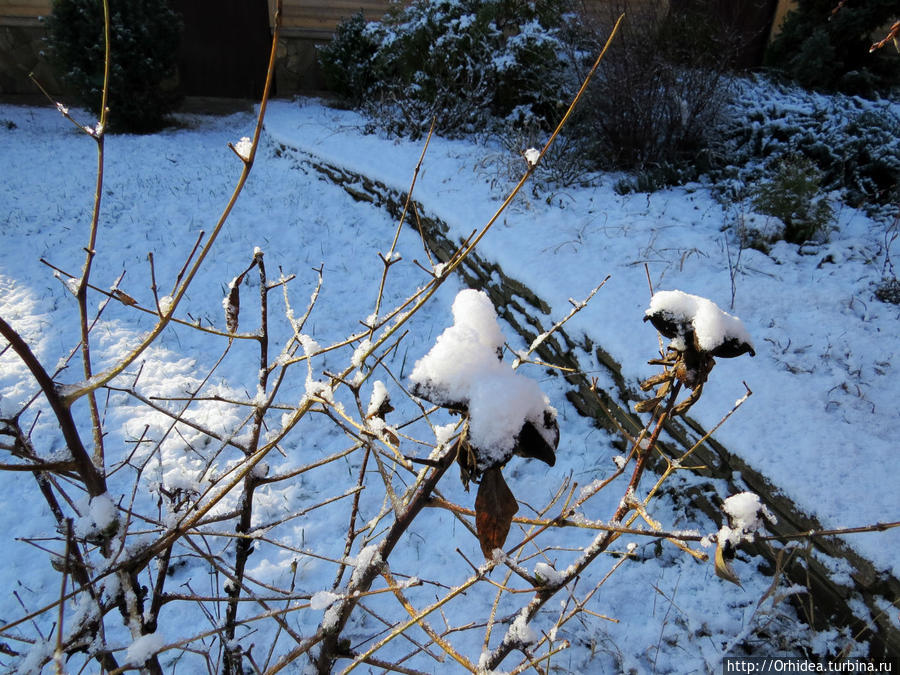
[310, 590, 341, 610]
[410, 289, 555, 467]
[157, 294, 174, 315]
[534, 561, 565, 586]
[719, 491, 777, 547]
[366, 379, 390, 416]
[74, 492, 119, 540]
[0, 80, 898, 672]
[124, 632, 165, 666]
[646, 289, 754, 355]
[509, 610, 539, 645]
[233, 136, 252, 161]
[350, 543, 382, 587]
[259, 96, 900, 576]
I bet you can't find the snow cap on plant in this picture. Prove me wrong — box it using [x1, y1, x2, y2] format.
[410, 289, 558, 473]
[714, 491, 777, 586]
[644, 289, 755, 358]
[720, 491, 776, 546]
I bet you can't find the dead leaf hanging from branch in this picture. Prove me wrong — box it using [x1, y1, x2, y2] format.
[475, 466, 519, 559]
[222, 255, 259, 335]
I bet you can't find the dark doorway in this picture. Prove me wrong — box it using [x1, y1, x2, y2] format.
[177, 0, 272, 98]
[710, 0, 780, 69]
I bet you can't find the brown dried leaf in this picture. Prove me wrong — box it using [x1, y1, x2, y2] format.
[112, 289, 137, 306]
[714, 540, 742, 587]
[475, 467, 519, 559]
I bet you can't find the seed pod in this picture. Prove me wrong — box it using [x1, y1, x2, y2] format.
[645, 290, 755, 359]
[223, 275, 242, 334]
[708, 336, 755, 359]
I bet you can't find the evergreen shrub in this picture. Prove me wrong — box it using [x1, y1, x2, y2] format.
[765, 0, 900, 95]
[750, 157, 834, 244]
[47, 0, 182, 132]
[318, 0, 582, 138]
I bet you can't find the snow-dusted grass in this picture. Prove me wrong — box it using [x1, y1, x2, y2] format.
[0, 78, 898, 671]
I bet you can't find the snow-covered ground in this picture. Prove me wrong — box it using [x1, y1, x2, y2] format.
[0, 84, 897, 672]
[264, 96, 900, 575]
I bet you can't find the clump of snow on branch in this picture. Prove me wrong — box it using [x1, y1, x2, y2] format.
[55, 271, 79, 295]
[719, 491, 777, 547]
[352, 338, 372, 369]
[410, 289, 556, 467]
[234, 136, 252, 161]
[350, 544, 383, 587]
[157, 295, 174, 315]
[74, 493, 118, 540]
[509, 610, 539, 645]
[411, 289, 506, 403]
[124, 632, 165, 666]
[646, 289, 754, 355]
[534, 561, 564, 586]
[367, 380, 390, 416]
[310, 590, 341, 610]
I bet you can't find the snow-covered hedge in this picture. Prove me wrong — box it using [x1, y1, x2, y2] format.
[46, 0, 182, 132]
[715, 77, 900, 217]
[318, 0, 584, 137]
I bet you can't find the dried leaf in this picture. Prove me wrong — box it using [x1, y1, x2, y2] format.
[475, 467, 519, 559]
[513, 410, 558, 466]
[112, 289, 137, 306]
[714, 540, 742, 587]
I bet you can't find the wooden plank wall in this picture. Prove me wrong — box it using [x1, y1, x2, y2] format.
[2, 0, 795, 43]
[0, 0, 50, 22]
[269, 0, 394, 39]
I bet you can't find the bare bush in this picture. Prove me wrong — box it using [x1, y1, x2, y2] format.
[578, 0, 742, 182]
[1, 8, 897, 674]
